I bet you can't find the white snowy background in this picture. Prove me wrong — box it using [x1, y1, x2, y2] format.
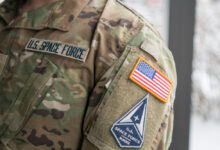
[0, 0, 220, 149]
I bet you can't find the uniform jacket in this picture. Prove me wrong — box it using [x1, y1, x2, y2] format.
[0, 0, 177, 149]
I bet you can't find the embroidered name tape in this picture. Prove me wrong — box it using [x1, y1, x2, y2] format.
[111, 94, 149, 149]
[129, 57, 172, 103]
[25, 38, 89, 62]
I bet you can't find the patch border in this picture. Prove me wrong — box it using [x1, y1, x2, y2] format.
[129, 57, 172, 103]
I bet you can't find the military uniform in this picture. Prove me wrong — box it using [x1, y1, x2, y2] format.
[0, 0, 177, 149]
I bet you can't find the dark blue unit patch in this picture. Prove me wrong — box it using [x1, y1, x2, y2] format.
[111, 94, 149, 148]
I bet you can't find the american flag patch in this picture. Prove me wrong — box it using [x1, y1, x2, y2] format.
[129, 57, 172, 103]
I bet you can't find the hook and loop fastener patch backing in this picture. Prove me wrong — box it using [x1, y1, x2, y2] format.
[129, 57, 172, 103]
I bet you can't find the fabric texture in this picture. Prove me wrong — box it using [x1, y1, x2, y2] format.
[0, 0, 177, 149]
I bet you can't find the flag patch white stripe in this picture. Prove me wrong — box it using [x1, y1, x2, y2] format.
[132, 72, 167, 99]
[133, 71, 168, 97]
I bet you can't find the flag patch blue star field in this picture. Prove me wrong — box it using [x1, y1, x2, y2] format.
[111, 94, 149, 148]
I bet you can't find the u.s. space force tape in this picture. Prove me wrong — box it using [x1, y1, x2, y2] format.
[25, 38, 89, 62]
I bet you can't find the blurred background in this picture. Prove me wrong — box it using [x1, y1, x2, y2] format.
[123, 0, 220, 150]
[0, 0, 219, 149]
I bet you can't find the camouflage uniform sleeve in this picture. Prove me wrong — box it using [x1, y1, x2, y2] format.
[80, 1, 177, 149]
[81, 24, 177, 150]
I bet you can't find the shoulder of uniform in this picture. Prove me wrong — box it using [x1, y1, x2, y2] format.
[98, 0, 177, 87]
[115, 0, 162, 37]
[110, 0, 165, 47]
[113, 1, 177, 88]
[99, 0, 165, 49]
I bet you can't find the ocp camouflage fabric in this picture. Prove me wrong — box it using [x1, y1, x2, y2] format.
[0, 0, 177, 150]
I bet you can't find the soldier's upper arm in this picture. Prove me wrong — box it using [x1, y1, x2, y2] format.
[81, 22, 177, 150]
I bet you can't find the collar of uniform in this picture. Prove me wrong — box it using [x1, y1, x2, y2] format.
[1, 0, 90, 31]
[0, 0, 19, 24]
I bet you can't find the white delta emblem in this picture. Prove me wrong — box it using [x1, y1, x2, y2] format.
[111, 94, 149, 148]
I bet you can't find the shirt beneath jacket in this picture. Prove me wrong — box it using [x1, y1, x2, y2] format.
[0, 0, 177, 149]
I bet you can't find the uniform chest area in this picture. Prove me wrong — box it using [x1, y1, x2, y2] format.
[0, 26, 94, 148]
